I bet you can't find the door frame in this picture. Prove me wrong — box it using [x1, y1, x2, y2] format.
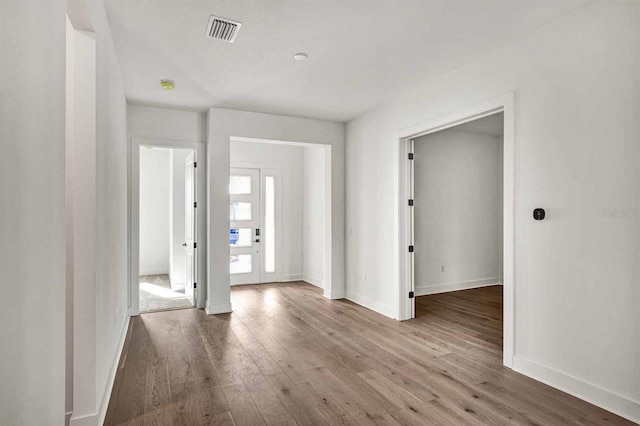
[230, 163, 283, 285]
[128, 137, 207, 316]
[396, 92, 515, 367]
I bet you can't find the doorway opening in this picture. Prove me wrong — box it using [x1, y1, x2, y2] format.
[229, 137, 332, 291]
[413, 113, 504, 354]
[138, 146, 195, 313]
[398, 94, 514, 366]
[129, 137, 206, 316]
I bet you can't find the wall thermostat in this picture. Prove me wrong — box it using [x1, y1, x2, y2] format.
[533, 208, 545, 220]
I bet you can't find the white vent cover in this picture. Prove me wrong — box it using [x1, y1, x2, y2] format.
[205, 15, 241, 43]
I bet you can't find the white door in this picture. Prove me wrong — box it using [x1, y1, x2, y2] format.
[184, 152, 197, 304]
[230, 168, 261, 285]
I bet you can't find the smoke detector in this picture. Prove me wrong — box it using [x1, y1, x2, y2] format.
[205, 15, 242, 43]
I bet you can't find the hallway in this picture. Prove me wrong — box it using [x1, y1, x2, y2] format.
[104, 283, 630, 425]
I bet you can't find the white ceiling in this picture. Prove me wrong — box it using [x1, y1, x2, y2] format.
[105, 0, 586, 122]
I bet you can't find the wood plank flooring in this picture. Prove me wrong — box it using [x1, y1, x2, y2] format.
[105, 283, 633, 425]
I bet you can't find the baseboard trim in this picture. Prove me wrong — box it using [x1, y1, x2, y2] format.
[513, 356, 640, 424]
[324, 288, 345, 300]
[280, 274, 303, 282]
[139, 268, 169, 276]
[415, 277, 501, 296]
[302, 274, 325, 289]
[345, 290, 395, 318]
[69, 316, 130, 426]
[205, 302, 233, 315]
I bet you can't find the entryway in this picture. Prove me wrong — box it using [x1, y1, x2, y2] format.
[397, 94, 515, 366]
[129, 137, 206, 316]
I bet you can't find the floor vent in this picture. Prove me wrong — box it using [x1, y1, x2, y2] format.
[205, 15, 241, 43]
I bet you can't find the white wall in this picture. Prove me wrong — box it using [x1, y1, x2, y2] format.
[128, 104, 207, 142]
[231, 140, 304, 280]
[139, 148, 171, 275]
[170, 149, 190, 288]
[90, 0, 129, 423]
[303, 146, 328, 287]
[208, 108, 345, 314]
[345, 0, 639, 421]
[414, 129, 502, 295]
[0, 2, 66, 424]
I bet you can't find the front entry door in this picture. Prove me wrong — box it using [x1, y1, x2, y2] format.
[230, 168, 261, 285]
[184, 152, 197, 305]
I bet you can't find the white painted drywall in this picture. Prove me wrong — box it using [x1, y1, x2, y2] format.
[230, 140, 304, 280]
[66, 22, 98, 424]
[89, 0, 130, 423]
[170, 149, 190, 288]
[303, 146, 328, 287]
[139, 148, 171, 275]
[0, 2, 66, 424]
[128, 104, 207, 142]
[414, 128, 502, 295]
[207, 108, 345, 314]
[345, 0, 639, 421]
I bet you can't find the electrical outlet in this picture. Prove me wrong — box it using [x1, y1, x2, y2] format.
[362, 273, 367, 282]
[441, 265, 445, 272]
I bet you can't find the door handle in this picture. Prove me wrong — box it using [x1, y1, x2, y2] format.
[254, 239, 260, 243]
[182, 243, 187, 247]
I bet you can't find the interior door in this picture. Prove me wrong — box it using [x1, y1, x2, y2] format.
[230, 168, 261, 285]
[184, 152, 196, 305]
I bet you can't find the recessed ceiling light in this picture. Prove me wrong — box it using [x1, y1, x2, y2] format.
[160, 80, 175, 91]
[294, 52, 308, 61]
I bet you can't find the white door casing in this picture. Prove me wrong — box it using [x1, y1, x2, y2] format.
[184, 152, 196, 304]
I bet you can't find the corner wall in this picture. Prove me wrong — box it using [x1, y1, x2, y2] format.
[345, 0, 640, 421]
[0, 1, 67, 424]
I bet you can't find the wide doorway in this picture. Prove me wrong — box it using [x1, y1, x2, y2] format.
[407, 111, 507, 353]
[229, 137, 331, 290]
[138, 146, 196, 313]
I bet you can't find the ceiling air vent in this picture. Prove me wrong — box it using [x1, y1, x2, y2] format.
[205, 15, 242, 43]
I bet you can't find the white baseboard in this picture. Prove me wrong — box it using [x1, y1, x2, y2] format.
[513, 356, 640, 424]
[415, 277, 500, 296]
[280, 274, 303, 282]
[70, 316, 130, 426]
[324, 288, 345, 300]
[139, 268, 169, 276]
[302, 274, 325, 289]
[345, 290, 395, 318]
[205, 302, 233, 315]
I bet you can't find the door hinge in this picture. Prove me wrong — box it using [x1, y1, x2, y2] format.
[193, 242, 197, 249]
[408, 245, 414, 252]
[408, 199, 414, 206]
[194, 202, 197, 208]
[408, 153, 414, 160]
[194, 282, 197, 289]
[409, 291, 414, 298]
[194, 161, 197, 168]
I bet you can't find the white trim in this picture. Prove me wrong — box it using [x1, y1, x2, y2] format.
[303, 274, 325, 289]
[205, 302, 233, 315]
[139, 268, 169, 276]
[513, 356, 640, 424]
[396, 92, 515, 369]
[280, 274, 304, 282]
[129, 137, 207, 315]
[345, 291, 395, 318]
[70, 316, 130, 426]
[415, 278, 500, 296]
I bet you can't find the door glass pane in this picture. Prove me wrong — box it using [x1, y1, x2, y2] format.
[230, 175, 251, 194]
[230, 254, 252, 274]
[265, 176, 275, 273]
[230, 202, 252, 221]
[230, 228, 252, 247]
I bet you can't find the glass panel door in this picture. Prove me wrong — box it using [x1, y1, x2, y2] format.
[230, 168, 261, 285]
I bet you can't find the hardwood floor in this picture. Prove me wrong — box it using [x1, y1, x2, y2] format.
[105, 282, 633, 425]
